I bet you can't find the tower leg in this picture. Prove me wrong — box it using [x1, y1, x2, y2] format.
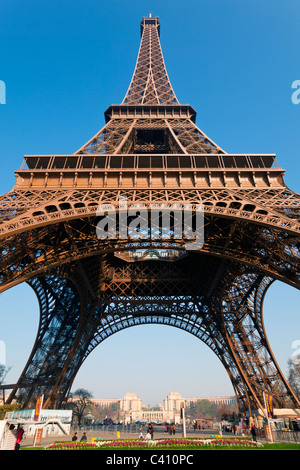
[6, 274, 93, 408]
[220, 273, 300, 413]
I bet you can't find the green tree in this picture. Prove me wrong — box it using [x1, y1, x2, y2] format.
[198, 400, 218, 418]
[187, 400, 238, 421]
[187, 401, 197, 419]
[187, 400, 218, 419]
[0, 404, 21, 420]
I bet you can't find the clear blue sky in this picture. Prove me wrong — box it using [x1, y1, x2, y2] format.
[0, 0, 299, 406]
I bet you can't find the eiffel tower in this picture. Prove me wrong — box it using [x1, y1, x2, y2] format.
[1, 15, 300, 414]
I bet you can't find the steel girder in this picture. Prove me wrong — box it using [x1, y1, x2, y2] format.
[1, 187, 300, 239]
[0, 212, 299, 293]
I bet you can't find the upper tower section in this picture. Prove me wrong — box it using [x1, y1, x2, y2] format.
[17, 14, 283, 191]
[122, 15, 179, 105]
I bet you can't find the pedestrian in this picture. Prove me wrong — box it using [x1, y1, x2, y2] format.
[147, 424, 154, 440]
[72, 432, 78, 441]
[172, 424, 176, 435]
[80, 432, 87, 441]
[169, 424, 172, 435]
[15, 426, 24, 450]
[250, 425, 257, 442]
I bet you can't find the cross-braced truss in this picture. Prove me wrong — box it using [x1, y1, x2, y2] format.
[1, 15, 299, 414]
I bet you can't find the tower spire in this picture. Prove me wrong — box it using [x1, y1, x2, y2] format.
[122, 15, 178, 105]
[75, 15, 225, 155]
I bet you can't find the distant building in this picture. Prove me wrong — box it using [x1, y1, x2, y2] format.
[89, 392, 237, 423]
[86, 397, 120, 408]
[120, 392, 142, 413]
[175, 393, 237, 408]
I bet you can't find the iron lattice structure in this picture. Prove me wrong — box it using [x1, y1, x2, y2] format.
[1, 16, 300, 414]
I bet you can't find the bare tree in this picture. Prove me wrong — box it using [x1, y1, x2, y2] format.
[93, 402, 120, 422]
[0, 364, 11, 386]
[287, 356, 300, 400]
[67, 388, 93, 427]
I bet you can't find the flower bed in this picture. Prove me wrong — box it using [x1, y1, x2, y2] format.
[48, 442, 98, 450]
[47, 437, 262, 450]
[148, 438, 260, 448]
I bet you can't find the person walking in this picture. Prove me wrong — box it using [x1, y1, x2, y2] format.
[172, 424, 176, 435]
[147, 424, 154, 440]
[15, 426, 24, 450]
[250, 425, 257, 442]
